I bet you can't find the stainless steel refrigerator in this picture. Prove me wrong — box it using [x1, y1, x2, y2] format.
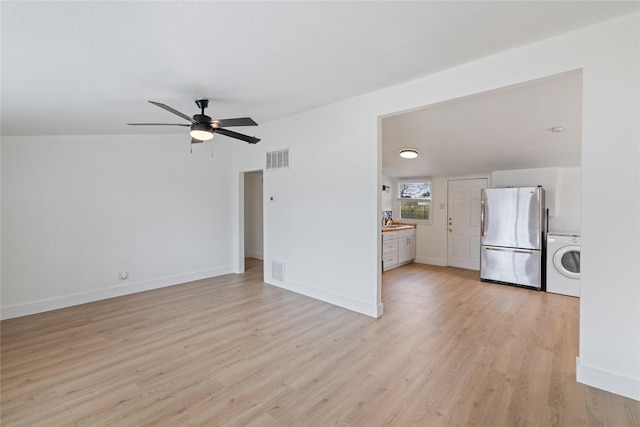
[480, 186, 546, 290]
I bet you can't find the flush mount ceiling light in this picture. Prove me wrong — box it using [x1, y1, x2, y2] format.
[190, 123, 214, 141]
[551, 126, 566, 133]
[399, 148, 420, 159]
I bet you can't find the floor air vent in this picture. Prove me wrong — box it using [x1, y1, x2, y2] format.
[266, 148, 290, 170]
[272, 261, 285, 282]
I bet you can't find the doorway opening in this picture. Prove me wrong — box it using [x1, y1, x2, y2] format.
[238, 170, 264, 277]
[379, 69, 582, 311]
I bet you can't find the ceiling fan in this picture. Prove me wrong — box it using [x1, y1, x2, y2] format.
[128, 99, 260, 144]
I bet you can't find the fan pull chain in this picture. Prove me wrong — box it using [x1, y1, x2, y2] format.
[211, 143, 214, 158]
[190, 143, 193, 154]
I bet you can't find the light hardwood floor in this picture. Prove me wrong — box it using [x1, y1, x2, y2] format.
[2, 259, 639, 426]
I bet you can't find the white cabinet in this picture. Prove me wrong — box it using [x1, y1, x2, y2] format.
[382, 228, 416, 271]
[382, 232, 399, 271]
[398, 229, 416, 264]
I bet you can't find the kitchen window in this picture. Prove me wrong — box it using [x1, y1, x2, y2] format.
[398, 180, 431, 223]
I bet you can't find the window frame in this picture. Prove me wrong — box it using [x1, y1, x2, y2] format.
[397, 179, 432, 224]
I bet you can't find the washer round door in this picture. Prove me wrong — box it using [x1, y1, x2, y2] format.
[553, 245, 581, 279]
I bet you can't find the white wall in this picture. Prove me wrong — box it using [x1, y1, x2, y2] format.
[234, 100, 382, 316]
[577, 14, 639, 400]
[244, 172, 263, 259]
[380, 174, 395, 213]
[1, 134, 236, 318]
[232, 12, 639, 399]
[554, 167, 581, 233]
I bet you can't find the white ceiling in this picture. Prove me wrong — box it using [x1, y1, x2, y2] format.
[381, 70, 584, 178]
[2, 1, 637, 176]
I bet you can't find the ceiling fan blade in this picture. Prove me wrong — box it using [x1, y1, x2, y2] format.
[127, 123, 190, 126]
[214, 128, 260, 144]
[211, 117, 258, 127]
[148, 101, 196, 124]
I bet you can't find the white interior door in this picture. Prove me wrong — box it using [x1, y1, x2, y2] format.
[447, 178, 488, 270]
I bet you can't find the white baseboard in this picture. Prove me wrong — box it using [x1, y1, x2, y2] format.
[576, 357, 640, 401]
[414, 256, 446, 266]
[1, 266, 234, 320]
[265, 278, 380, 318]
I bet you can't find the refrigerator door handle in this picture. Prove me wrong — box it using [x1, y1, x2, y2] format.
[480, 199, 485, 237]
[485, 247, 534, 255]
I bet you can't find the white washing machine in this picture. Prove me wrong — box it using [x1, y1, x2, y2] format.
[546, 233, 581, 297]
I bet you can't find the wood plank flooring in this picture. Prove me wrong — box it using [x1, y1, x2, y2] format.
[2, 259, 639, 426]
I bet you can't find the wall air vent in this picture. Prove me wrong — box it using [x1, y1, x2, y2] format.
[266, 148, 290, 170]
[271, 261, 285, 282]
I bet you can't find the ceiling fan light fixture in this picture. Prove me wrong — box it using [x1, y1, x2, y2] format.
[399, 148, 420, 159]
[190, 123, 214, 141]
[128, 99, 259, 143]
